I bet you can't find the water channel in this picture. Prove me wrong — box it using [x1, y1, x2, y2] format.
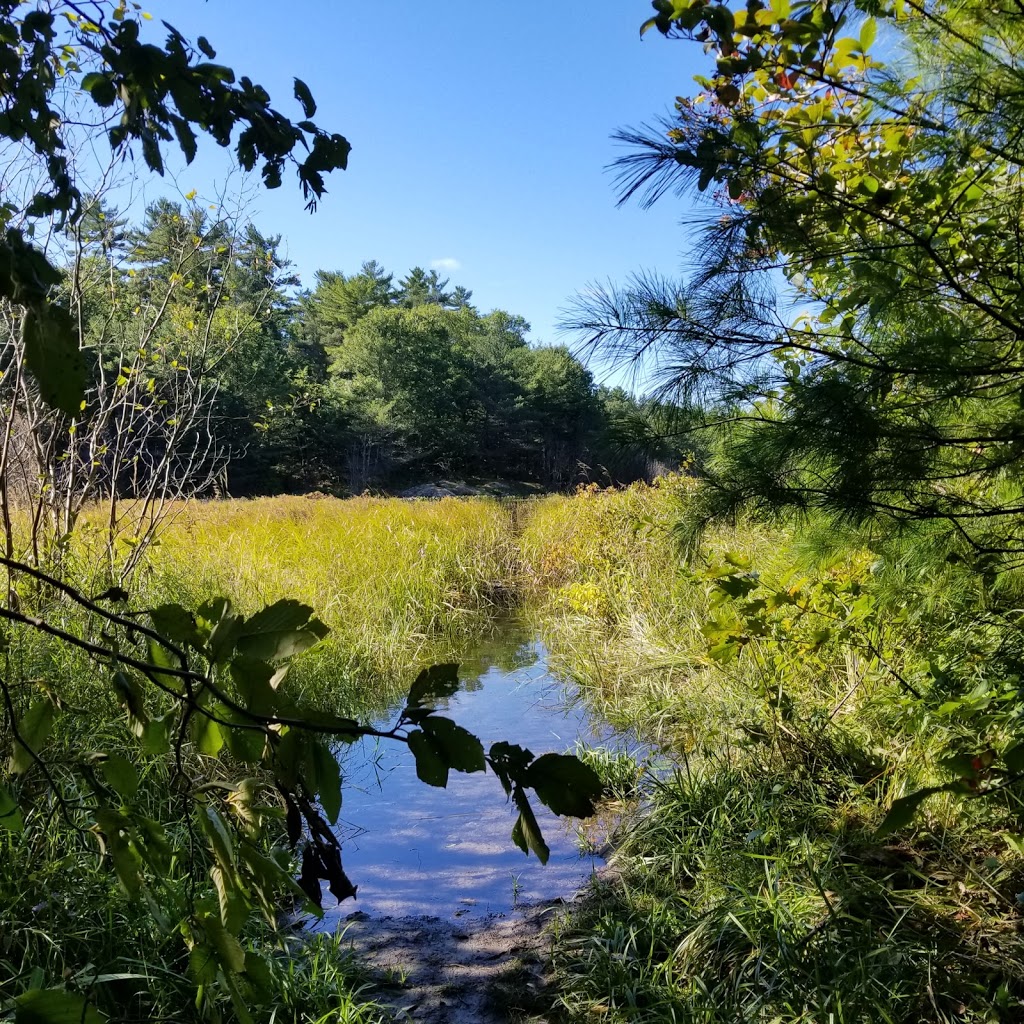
[320, 617, 622, 927]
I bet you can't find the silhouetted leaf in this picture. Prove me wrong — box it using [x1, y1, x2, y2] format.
[421, 717, 485, 774]
[526, 752, 602, 818]
[294, 78, 316, 117]
[406, 663, 460, 708]
[488, 741, 534, 797]
[408, 729, 448, 787]
[21, 303, 85, 416]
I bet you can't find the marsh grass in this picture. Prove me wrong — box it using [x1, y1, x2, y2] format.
[9, 489, 1024, 1022]
[521, 485, 1024, 1022]
[77, 495, 518, 714]
[2, 494, 520, 1024]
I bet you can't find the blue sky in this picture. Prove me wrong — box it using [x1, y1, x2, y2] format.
[126, 2, 705, 351]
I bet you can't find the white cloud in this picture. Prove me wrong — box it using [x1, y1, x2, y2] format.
[430, 257, 461, 271]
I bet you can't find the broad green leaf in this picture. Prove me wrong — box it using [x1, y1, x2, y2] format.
[189, 943, 218, 985]
[0, 782, 23, 832]
[10, 699, 54, 775]
[243, 952, 275, 998]
[211, 864, 248, 933]
[526, 752, 602, 818]
[140, 714, 171, 756]
[15, 989, 106, 1024]
[230, 656, 278, 717]
[202, 598, 243, 663]
[192, 715, 224, 757]
[202, 806, 236, 870]
[222, 713, 267, 763]
[235, 619, 327, 663]
[99, 754, 139, 799]
[859, 15, 876, 49]
[135, 816, 172, 874]
[146, 639, 184, 695]
[94, 808, 143, 894]
[308, 739, 342, 824]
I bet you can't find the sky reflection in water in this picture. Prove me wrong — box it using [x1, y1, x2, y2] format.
[320, 622, 610, 924]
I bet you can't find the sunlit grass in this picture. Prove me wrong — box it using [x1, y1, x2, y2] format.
[115, 495, 519, 712]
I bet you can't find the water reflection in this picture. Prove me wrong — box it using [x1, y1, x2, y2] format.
[319, 618, 610, 925]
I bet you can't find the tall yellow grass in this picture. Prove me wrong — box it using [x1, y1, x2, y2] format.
[135, 495, 517, 705]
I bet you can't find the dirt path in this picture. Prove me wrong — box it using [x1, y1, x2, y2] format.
[340, 897, 572, 1023]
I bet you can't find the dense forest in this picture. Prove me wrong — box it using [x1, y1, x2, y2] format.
[37, 198, 688, 500]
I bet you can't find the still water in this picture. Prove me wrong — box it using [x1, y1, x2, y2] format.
[321, 619, 613, 924]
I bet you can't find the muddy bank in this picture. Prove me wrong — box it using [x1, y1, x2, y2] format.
[338, 895, 576, 1024]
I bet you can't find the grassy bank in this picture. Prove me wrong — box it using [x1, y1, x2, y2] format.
[2, 495, 519, 1024]
[99, 495, 517, 713]
[521, 484, 1024, 1023]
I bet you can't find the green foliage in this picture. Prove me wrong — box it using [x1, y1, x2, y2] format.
[570, 0, 1024, 553]
[0, 1, 349, 417]
[527, 487, 1024, 1021]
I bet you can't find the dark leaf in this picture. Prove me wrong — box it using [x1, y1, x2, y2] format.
[408, 729, 448, 787]
[421, 716, 485, 774]
[526, 752, 602, 818]
[298, 846, 324, 906]
[149, 603, 204, 647]
[1004, 742, 1024, 775]
[294, 78, 316, 118]
[488, 741, 534, 797]
[21, 304, 86, 417]
[406, 663, 460, 709]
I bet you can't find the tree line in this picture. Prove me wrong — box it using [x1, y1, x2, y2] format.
[48, 197, 691, 504]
